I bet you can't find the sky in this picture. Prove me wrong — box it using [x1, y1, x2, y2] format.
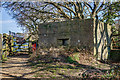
[0, 7, 23, 34]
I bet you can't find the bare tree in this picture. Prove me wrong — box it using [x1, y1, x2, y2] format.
[2, 1, 120, 39]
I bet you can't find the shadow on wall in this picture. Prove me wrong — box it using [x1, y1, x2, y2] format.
[38, 18, 112, 61]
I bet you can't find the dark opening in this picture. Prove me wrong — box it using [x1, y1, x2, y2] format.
[58, 38, 69, 46]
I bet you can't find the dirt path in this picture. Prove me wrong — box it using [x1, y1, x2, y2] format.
[0, 53, 119, 79]
[0, 54, 35, 78]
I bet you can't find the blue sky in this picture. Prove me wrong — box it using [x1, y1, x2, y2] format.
[0, 7, 23, 34]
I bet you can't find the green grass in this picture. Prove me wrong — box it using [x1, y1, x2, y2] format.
[72, 52, 80, 61]
[66, 52, 80, 65]
[33, 73, 44, 78]
[51, 76, 57, 79]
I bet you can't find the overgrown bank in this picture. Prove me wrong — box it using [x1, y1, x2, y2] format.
[28, 47, 120, 79]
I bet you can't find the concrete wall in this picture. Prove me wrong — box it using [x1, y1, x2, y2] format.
[38, 18, 112, 60]
[38, 18, 94, 50]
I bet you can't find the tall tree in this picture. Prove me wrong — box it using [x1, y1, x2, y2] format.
[2, 1, 120, 39]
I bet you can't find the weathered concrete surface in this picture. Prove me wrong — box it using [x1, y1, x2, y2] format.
[38, 18, 112, 60]
[110, 50, 120, 61]
[38, 19, 94, 50]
